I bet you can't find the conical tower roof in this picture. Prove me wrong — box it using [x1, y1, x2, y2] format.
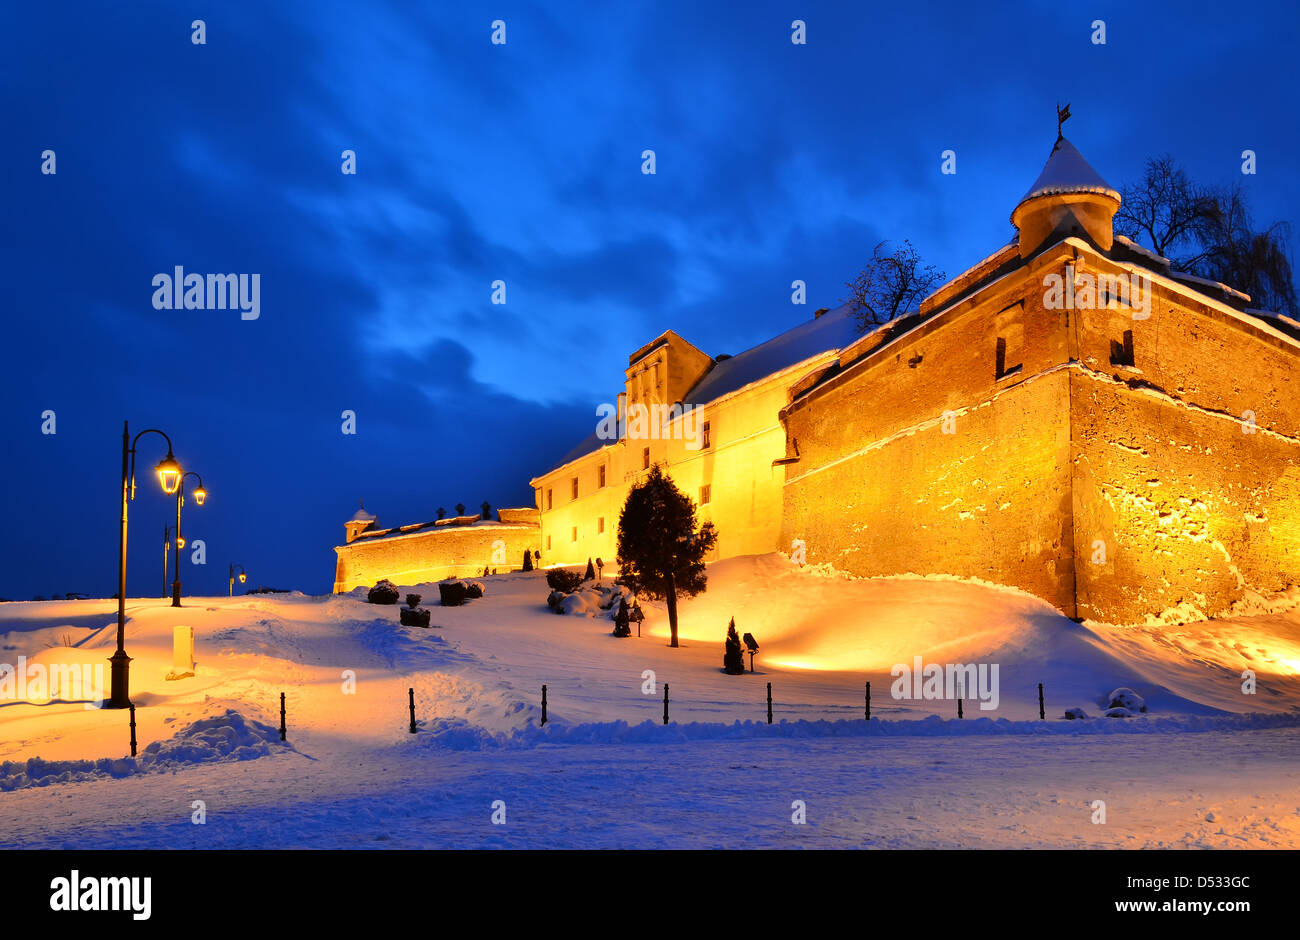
[349, 502, 376, 524]
[1018, 137, 1120, 206]
[1011, 135, 1120, 258]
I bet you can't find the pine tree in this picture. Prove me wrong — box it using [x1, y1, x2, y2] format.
[522, 549, 533, 572]
[613, 597, 631, 637]
[723, 617, 745, 674]
[584, 558, 596, 581]
[616, 464, 718, 648]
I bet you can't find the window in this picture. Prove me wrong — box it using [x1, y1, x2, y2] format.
[546, 535, 551, 550]
[571, 526, 578, 542]
[994, 302, 1024, 380]
[700, 485, 711, 505]
[598, 464, 606, 488]
[571, 477, 579, 500]
[702, 421, 711, 448]
[535, 488, 542, 509]
[546, 488, 553, 510]
[995, 336, 1022, 380]
[598, 516, 605, 534]
[642, 447, 651, 469]
[1110, 330, 1135, 367]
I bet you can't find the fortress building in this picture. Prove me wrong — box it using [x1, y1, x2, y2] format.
[336, 135, 1300, 623]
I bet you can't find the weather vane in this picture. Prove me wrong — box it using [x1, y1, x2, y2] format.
[1056, 102, 1071, 140]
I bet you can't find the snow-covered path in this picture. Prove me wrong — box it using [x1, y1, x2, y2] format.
[4, 726, 1298, 849]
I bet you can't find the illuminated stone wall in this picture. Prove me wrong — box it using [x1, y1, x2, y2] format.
[780, 246, 1078, 613]
[531, 351, 840, 570]
[1069, 268, 1300, 621]
[780, 239, 1300, 622]
[332, 518, 541, 593]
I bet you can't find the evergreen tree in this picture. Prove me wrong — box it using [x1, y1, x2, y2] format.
[455, 503, 466, 516]
[723, 618, 745, 674]
[613, 597, 631, 638]
[522, 549, 533, 572]
[584, 558, 596, 581]
[437, 507, 446, 520]
[616, 464, 718, 648]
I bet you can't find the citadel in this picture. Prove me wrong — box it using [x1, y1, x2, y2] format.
[335, 134, 1299, 625]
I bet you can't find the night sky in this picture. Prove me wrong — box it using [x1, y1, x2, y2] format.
[2, 1, 1296, 598]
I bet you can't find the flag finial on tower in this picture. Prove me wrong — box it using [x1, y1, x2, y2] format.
[1056, 102, 1071, 141]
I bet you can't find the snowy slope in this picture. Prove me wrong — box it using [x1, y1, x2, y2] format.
[2, 555, 1298, 848]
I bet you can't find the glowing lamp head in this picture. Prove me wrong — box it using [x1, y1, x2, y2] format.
[176, 536, 186, 549]
[193, 486, 207, 506]
[239, 572, 247, 583]
[156, 453, 182, 494]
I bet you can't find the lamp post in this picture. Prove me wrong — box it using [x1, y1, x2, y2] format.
[163, 525, 174, 598]
[112, 421, 183, 709]
[171, 471, 207, 607]
[229, 563, 247, 597]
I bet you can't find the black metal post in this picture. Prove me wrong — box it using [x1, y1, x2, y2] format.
[279, 692, 286, 741]
[957, 684, 964, 719]
[540, 684, 547, 726]
[129, 703, 137, 756]
[171, 484, 183, 607]
[1038, 682, 1045, 720]
[662, 683, 669, 724]
[865, 681, 871, 720]
[767, 682, 773, 724]
[408, 687, 417, 733]
[110, 422, 178, 709]
[163, 525, 170, 598]
[110, 421, 132, 709]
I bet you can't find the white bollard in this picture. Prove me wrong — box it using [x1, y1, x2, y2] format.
[167, 625, 195, 680]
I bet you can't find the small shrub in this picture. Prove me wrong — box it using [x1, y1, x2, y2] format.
[368, 580, 400, 605]
[546, 569, 583, 594]
[438, 580, 468, 607]
[546, 590, 566, 614]
[400, 608, 431, 628]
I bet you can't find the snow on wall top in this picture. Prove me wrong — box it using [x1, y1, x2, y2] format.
[1018, 137, 1120, 205]
[684, 302, 861, 406]
[540, 303, 862, 476]
[349, 506, 377, 524]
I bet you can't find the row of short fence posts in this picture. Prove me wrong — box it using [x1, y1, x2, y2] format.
[388, 680, 1051, 739]
[122, 677, 1054, 753]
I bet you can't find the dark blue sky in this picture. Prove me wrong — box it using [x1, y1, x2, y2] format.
[2, 1, 1296, 598]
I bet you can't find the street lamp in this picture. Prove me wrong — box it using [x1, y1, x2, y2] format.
[172, 471, 206, 607]
[112, 421, 183, 709]
[163, 525, 173, 598]
[229, 563, 247, 597]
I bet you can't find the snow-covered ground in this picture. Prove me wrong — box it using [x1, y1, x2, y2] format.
[2, 554, 1298, 848]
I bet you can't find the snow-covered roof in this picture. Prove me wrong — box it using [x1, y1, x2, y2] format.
[1018, 137, 1120, 205]
[539, 303, 862, 476]
[684, 302, 861, 405]
[349, 506, 377, 524]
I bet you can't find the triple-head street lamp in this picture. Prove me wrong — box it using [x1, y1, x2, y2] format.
[228, 563, 247, 597]
[112, 421, 184, 709]
[171, 471, 207, 607]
